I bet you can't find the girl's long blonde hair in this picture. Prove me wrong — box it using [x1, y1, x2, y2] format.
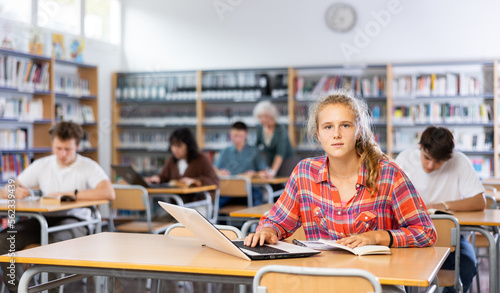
[307, 90, 387, 194]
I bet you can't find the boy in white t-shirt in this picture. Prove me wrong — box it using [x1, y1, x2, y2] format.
[395, 126, 485, 293]
[0, 121, 115, 293]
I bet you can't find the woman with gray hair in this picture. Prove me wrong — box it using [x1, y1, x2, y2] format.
[253, 100, 294, 177]
[245, 91, 436, 293]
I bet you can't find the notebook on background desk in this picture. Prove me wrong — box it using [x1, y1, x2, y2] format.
[159, 201, 320, 261]
[111, 165, 174, 188]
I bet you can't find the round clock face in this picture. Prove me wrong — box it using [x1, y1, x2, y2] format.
[325, 3, 357, 32]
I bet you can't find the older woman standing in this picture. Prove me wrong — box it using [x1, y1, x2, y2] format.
[253, 100, 295, 177]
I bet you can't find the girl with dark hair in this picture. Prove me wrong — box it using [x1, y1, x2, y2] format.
[145, 128, 219, 187]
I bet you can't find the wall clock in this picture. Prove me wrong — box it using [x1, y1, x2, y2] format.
[325, 3, 357, 32]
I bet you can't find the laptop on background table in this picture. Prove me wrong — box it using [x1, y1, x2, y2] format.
[111, 164, 174, 188]
[158, 201, 320, 261]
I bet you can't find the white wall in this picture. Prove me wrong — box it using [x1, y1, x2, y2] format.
[121, 0, 500, 70]
[84, 39, 123, 175]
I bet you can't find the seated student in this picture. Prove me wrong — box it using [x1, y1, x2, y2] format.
[0, 121, 115, 293]
[245, 91, 436, 293]
[145, 128, 219, 188]
[395, 126, 485, 293]
[214, 121, 269, 207]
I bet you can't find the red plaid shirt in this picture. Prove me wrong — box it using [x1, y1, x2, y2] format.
[257, 156, 437, 248]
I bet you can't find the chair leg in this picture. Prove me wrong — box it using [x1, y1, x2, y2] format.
[146, 278, 152, 290]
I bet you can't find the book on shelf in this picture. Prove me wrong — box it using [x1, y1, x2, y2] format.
[0, 96, 43, 121]
[68, 38, 85, 63]
[0, 153, 29, 181]
[29, 28, 44, 55]
[295, 75, 386, 100]
[392, 73, 481, 97]
[52, 33, 65, 59]
[0, 129, 27, 149]
[55, 103, 95, 124]
[294, 239, 390, 255]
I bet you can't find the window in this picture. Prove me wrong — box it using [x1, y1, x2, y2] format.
[0, 0, 31, 23]
[38, 0, 81, 35]
[85, 0, 121, 44]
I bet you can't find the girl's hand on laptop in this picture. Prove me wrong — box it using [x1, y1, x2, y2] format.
[244, 228, 278, 247]
[145, 175, 160, 184]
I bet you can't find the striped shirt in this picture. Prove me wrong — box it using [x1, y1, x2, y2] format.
[257, 156, 437, 248]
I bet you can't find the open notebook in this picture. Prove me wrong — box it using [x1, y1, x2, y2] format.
[159, 201, 320, 261]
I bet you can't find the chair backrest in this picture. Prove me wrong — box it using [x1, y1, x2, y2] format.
[253, 265, 382, 293]
[164, 222, 243, 240]
[110, 184, 153, 232]
[483, 185, 498, 209]
[111, 184, 149, 211]
[430, 214, 462, 291]
[218, 176, 253, 207]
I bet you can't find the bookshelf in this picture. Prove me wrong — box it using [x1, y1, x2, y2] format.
[112, 71, 198, 176]
[0, 48, 99, 184]
[111, 60, 499, 179]
[387, 61, 497, 179]
[200, 68, 289, 157]
[112, 68, 291, 175]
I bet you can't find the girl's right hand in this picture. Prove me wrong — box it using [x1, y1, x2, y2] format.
[244, 227, 279, 247]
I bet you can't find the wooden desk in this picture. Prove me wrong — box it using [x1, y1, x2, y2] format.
[0, 199, 108, 245]
[147, 185, 218, 223]
[146, 185, 217, 195]
[0, 232, 449, 292]
[229, 203, 273, 218]
[454, 210, 500, 293]
[250, 177, 288, 185]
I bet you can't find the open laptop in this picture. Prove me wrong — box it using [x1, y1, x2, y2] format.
[158, 201, 320, 261]
[111, 164, 174, 188]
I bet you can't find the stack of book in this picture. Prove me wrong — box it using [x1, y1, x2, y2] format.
[0, 56, 50, 91]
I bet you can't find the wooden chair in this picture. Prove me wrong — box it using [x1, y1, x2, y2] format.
[430, 214, 463, 293]
[217, 176, 253, 224]
[110, 184, 173, 234]
[253, 265, 382, 293]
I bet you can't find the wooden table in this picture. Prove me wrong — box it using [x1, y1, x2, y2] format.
[0, 198, 108, 245]
[0, 232, 449, 292]
[229, 203, 274, 218]
[147, 185, 218, 223]
[453, 210, 500, 293]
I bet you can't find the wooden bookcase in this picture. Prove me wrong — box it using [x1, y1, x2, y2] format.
[111, 60, 499, 179]
[0, 48, 99, 184]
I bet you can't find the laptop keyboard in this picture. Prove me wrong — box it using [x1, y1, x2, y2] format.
[233, 241, 287, 254]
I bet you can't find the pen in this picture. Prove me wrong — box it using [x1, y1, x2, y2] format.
[292, 239, 306, 247]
